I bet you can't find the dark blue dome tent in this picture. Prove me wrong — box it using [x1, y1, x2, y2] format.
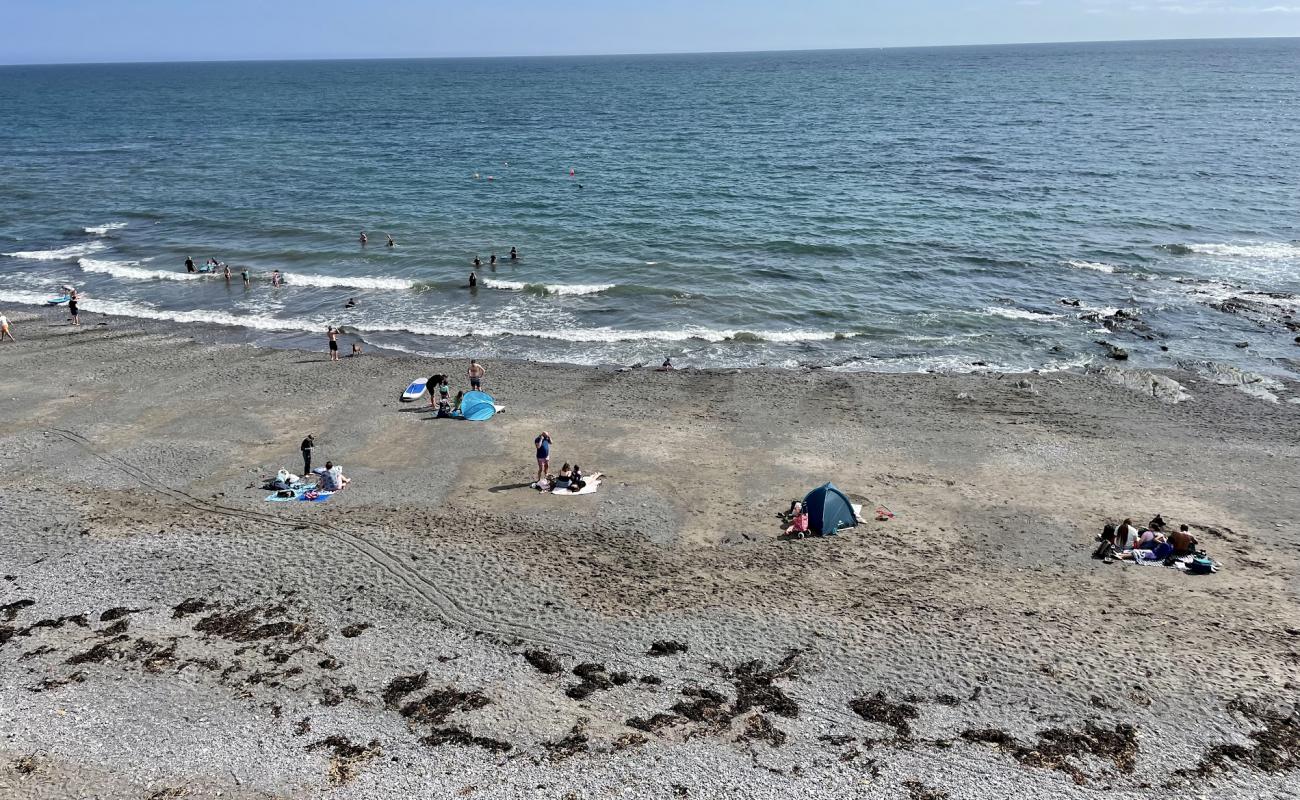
[802, 483, 859, 536]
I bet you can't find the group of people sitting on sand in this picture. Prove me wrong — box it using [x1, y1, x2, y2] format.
[1092, 514, 1204, 566]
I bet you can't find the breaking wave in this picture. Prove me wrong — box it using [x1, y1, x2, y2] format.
[278, 271, 418, 291]
[0, 289, 851, 344]
[83, 222, 128, 235]
[4, 241, 108, 261]
[79, 257, 203, 281]
[982, 306, 1062, 321]
[482, 278, 614, 296]
[1064, 259, 1117, 274]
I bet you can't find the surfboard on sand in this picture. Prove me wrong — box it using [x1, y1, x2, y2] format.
[400, 378, 428, 403]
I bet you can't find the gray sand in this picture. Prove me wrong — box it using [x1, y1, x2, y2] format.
[2, 308, 1299, 799]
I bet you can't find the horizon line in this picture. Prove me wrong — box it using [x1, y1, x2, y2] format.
[2, 34, 1297, 68]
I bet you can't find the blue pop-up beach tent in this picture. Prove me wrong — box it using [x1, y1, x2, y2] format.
[458, 391, 497, 421]
[802, 483, 858, 536]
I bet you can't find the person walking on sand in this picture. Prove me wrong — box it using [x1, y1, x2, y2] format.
[68, 289, 80, 326]
[0, 312, 14, 342]
[534, 432, 552, 484]
[327, 326, 340, 361]
[468, 359, 486, 391]
[300, 434, 315, 475]
[185, 255, 195, 273]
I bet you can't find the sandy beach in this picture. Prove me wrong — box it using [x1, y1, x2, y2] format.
[2, 306, 1298, 799]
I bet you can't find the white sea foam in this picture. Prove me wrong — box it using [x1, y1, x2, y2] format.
[79, 257, 203, 281]
[982, 307, 1061, 321]
[4, 241, 108, 261]
[0, 288, 849, 345]
[1065, 259, 1117, 273]
[278, 271, 417, 291]
[84, 222, 128, 235]
[1186, 242, 1300, 260]
[482, 278, 615, 296]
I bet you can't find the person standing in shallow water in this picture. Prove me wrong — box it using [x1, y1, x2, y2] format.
[185, 255, 195, 273]
[241, 268, 250, 286]
[509, 247, 518, 261]
[325, 326, 340, 361]
[359, 231, 368, 246]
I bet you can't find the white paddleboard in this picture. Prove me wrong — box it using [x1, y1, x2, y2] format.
[400, 377, 428, 402]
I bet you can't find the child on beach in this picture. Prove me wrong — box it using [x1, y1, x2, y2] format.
[0, 313, 13, 342]
[785, 502, 809, 538]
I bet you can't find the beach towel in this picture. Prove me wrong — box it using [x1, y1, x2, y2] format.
[266, 491, 298, 502]
[552, 473, 602, 496]
[299, 490, 335, 503]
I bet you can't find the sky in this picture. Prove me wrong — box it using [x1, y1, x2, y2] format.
[2, 0, 1299, 64]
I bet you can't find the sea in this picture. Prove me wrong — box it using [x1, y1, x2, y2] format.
[2, 39, 1298, 375]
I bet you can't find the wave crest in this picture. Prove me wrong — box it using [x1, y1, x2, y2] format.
[482, 278, 614, 296]
[84, 222, 128, 236]
[5, 242, 108, 261]
[80, 258, 203, 281]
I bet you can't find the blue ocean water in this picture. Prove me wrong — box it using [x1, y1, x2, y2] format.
[2, 39, 1298, 373]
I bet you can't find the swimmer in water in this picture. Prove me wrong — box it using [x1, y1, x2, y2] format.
[271, 270, 282, 287]
[386, 234, 395, 247]
[241, 268, 250, 285]
[490, 253, 497, 267]
[468, 272, 478, 288]
[472, 256, 482, 268]
[509, 247, 518, 261]
[185, 256, 195, 273]
[345, 298, 356, 308]
[359, 231, 368, 245]
[223, 264, 231, 282]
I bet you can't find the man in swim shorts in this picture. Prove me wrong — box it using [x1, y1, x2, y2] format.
[68, 290, 80, 326]
[468, 360, 485, 390]
[327, 327, 339, 362]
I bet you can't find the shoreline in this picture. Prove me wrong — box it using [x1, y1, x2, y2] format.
[2, 300, 1299, 798]
[0, 295, 1258, 382]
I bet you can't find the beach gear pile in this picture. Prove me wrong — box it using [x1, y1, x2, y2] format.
[1090, 514, 1221, 574]
[261, 467, 341, 503]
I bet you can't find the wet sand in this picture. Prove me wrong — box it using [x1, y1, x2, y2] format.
[2, 307, 1299, 799]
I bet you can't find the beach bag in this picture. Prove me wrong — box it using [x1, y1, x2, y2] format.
[1187, 556, 1217, 575]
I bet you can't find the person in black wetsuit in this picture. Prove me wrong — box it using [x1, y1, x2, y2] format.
[300, 435, 314, 475]
[185, 256, 195, 273]
[509, 247, 518, 261]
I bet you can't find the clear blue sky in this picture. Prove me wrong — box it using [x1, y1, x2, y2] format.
[3, 0, 1299, 64]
